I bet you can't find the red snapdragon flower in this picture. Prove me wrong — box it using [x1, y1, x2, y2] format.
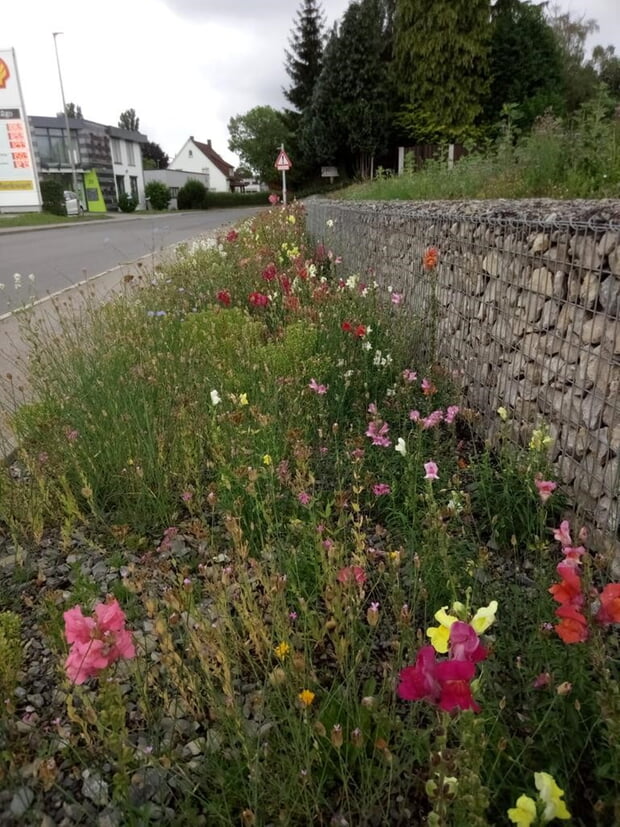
[249, 291, 270, 307]
[226, 229, 238, 242]
[596, 583, 620, 625]
[337, 565, 367, 585]
[554, 605, 589, 644]
[216, 289, 231, 306]
[262, 263, 277, 281]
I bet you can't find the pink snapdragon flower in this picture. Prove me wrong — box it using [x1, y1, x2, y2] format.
[64, 599, 135, 685]
[535, 478, 557, 503]
[337, 565, 367, 586]
[373, 483, 391, 496]
[366, 420, 391, 447]
[402, 369, 417, 382]
[309, 378, 328, 395]
[424, 461, 439, 480]
[553, 520, 572, 547]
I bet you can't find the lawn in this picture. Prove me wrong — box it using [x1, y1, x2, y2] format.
[0, 205, 618, 825]
[0, 212, 113, 229]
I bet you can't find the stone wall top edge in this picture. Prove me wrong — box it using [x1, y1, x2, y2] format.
[305, 196, 620, 227]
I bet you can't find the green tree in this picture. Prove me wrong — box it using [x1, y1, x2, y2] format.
[486, 0, 564, 129]
[118, 108, 140, 131]
[284, 0, 325, 114]
[394, 0, 492, 142]
[142, 141, 169, 169]
[546, 5, 599, 112]
[228, 106, 291, 185]
[59, 102, 82, 119]
[590, 45, 620, 101]
[305, 1, 390, 178]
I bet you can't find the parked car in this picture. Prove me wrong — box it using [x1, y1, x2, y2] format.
[64, 191, 84, 215]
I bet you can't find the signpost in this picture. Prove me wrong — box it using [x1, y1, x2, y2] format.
[274, 145, 292, 205]
[0, 48, 42, 212]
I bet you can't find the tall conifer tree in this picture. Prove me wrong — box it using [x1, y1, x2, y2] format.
[394, 0, 492, 142]
[284, 0, 326, 114]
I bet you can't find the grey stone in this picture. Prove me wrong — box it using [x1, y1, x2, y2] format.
[9, 787, 34, 817]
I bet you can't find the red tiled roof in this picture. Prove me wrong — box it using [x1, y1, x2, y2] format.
[193, 139, 235, 179]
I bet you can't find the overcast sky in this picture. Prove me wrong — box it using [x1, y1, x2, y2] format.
[3, 0, 619, 169]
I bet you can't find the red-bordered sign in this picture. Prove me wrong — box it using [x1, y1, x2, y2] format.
[275, 149, 292, 171]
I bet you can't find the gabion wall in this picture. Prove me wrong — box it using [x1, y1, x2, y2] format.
[305, 197, 620, 542]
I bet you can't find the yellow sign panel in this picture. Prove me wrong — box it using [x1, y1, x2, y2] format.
[0, 179, 34, 190]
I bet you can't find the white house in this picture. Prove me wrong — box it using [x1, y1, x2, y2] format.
[108, 125, 148, 208]
[170, 137, 236, 192]
[143, 168, 210, 209]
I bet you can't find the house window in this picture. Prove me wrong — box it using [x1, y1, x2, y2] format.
[111, 138, 122, 164]
[130, 176, 139, 201]
[33, 126, 80, 167]
[126, 142, 135, 166]
[188, 149, 193, 158]
[115, 175, 125, 196]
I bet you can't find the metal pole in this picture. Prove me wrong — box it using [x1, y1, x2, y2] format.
[52, 32, 79, 195]
[281, 143, 287, 206]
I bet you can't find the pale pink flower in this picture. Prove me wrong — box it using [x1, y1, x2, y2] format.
[409, 409, 421, 422]
[309, 378, 328, 395]
[181, 491, 193, 503]
[391, 292, 403, 305]
[444, 405, 460, 424]
[535, 478, 557, 503]
[553, 520, 572, 547]
[422, 410, 444, 429]
[337, 565, 367, 585]
[373, 483, 391, 496]
[402, 369, 417, 383]
[424, 461, 439, 480]
[366, 420, 391, 447]
[298, 492, 311, 506]
[367, 402, 378, 415]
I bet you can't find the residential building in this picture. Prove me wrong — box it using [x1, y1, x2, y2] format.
[143, 168, 210, 209]
[30, 116, 148, 210]
[170, 137, 236, 192]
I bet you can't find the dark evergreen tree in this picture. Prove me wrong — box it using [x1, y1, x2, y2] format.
[394, 0, 492, 142]
[284, 0, 326, 114]
[486, 0, 564, 129]
[142, 141, 169, 169]
[305, 1, 390, 178]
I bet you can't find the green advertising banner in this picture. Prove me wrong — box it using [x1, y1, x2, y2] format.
[83, 169, 106, 212]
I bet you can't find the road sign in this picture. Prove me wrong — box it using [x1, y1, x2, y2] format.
[275, 149, 292, 171]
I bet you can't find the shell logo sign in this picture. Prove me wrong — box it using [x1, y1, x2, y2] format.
[0, 58, 9, 89]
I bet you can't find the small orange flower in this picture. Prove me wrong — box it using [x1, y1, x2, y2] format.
[298, 689, 315, 707]
[423, 246, 439, 270]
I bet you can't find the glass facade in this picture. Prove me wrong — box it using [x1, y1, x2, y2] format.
[33, 126, 80, 167]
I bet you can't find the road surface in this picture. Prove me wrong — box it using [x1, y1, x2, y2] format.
[0, 207, 263, 315]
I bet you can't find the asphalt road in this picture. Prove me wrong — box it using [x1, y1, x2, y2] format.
[0, 207, 264, 315]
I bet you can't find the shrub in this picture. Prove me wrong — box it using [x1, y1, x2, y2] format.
[145, 180, 171, 211]
[177, 179, 208, 210]
[203, 190, 269, 208]
[118, 192, 137, 212]
[39, 178, 65, 215]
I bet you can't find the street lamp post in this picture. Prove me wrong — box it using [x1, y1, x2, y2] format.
[52, 32, 79, 196]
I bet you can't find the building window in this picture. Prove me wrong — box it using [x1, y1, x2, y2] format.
[130, 176, 139, 201]
[188, 149, 193, 158]
[116, 175, 125, 196]
[34, 126, 80, 167]
[111, 138, 122, 164]
[126, 142, 135, 166]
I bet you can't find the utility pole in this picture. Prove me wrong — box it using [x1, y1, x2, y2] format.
[52, 32, 79, 195]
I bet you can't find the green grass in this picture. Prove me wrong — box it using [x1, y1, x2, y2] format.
[339, 102, 620, 202]
[0, 206, 618, 825]
[0, 211, 113, 228]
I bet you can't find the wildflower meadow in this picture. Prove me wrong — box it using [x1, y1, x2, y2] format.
[0, 201, 619, 825]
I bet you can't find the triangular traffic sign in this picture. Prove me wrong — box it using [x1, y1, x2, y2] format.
[275, 149, 292, 170]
